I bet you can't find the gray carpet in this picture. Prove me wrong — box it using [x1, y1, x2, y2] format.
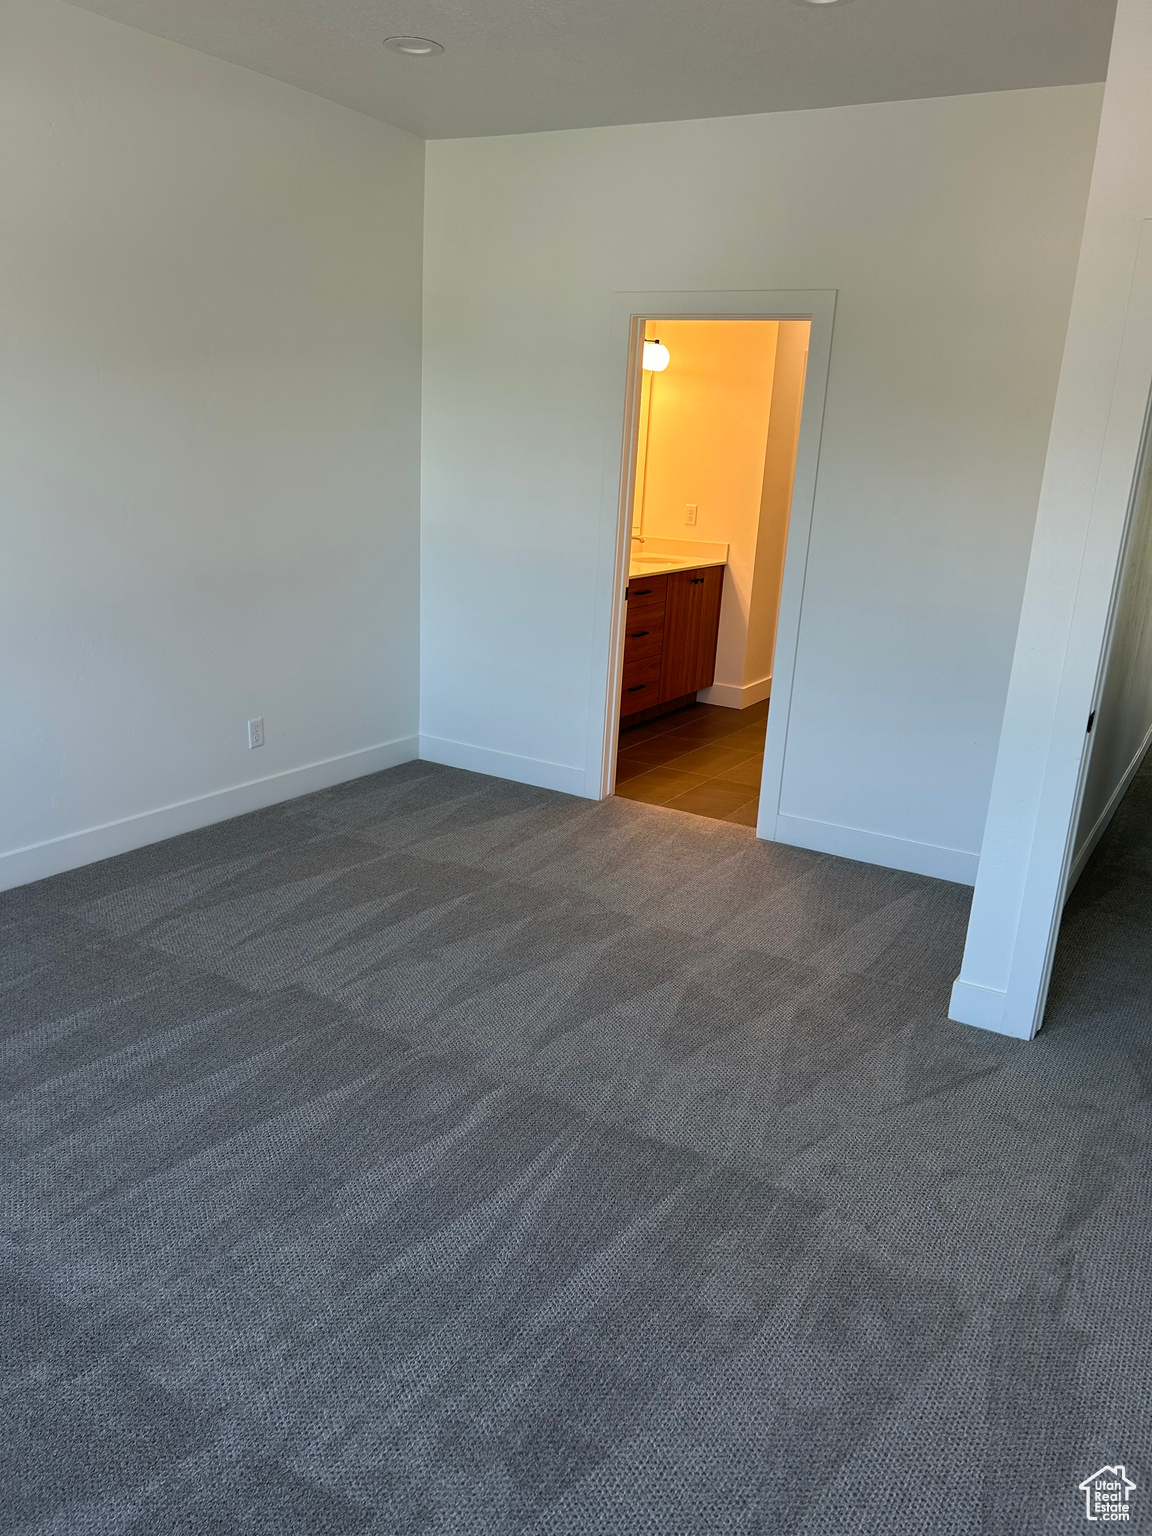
[2, 758, 1150, 1535]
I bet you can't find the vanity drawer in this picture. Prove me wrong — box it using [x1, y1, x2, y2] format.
[625, 574, 667, 614]
[620, 650, 662, 706]
[622, 615, 664, 663]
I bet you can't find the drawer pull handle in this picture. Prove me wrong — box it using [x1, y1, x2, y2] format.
[690, 577, 705, 584]
[626, 684, 646, 692]
[630, 629, 650, 638]
[630, 587, 653, 596]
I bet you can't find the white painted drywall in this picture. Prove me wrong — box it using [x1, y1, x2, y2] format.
[0, 0, 424, 889]
[1072, 422, 1152, 879]
[951, 0, 1152, 1037]
[745, 321, 810, 696]
[420, 87, 1102, 872]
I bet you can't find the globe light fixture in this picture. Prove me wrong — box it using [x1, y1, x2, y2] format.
[642, 339, 670, 372]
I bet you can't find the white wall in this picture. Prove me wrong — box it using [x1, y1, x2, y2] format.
[951, 0, 1152, 1038]
[420, 86, 1102, 874]
[0, 0, 424, 889]
[745, 321, 809, 696]
[1072, 427, 1152, 880]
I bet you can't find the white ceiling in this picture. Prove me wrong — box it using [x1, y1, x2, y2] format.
[68, 0, 1116, 139]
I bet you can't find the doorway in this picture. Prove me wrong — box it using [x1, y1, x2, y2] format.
[1034, 373, 1152, 1024]
[609, 316, 810, 824]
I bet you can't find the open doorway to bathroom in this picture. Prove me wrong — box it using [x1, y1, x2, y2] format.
[612, 317, 811, 825]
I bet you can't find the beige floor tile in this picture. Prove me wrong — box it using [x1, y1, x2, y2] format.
[665, 742, 756, 776]
[723, 798, 761, 827]
[662, 779, 757, 819]
[614, 766, 709, 805]
[723, 754, 766, 788]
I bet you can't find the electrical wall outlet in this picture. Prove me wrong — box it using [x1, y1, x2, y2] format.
[248, 717, 265, 749]
[685, 504, 698, 526]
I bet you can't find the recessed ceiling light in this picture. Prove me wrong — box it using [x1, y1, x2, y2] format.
[796, 0, 855, 6]
[383, 35, 444, 56]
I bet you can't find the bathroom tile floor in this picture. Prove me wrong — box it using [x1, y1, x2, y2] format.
[614, 698, 769, 825]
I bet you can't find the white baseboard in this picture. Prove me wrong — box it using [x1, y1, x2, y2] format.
[769, 811, 978, 885]
[419, 735, 588, 797]
[947, 978, 1033, 1038]
[1066, 717, 1152, 893]
[697, 674, 772, 710]
[0, 735, 419, 893]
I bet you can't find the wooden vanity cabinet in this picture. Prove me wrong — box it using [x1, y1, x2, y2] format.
[660, 566, 724, 700]
[620, 564, 724, 723]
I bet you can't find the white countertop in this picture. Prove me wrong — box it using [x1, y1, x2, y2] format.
[627, 552, 727, 578]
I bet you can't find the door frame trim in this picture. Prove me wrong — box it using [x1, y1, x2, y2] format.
[951, 221, 1152, 1038]
[586, 290, 838, 822]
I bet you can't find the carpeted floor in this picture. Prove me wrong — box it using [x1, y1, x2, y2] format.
[2, 757, 1150, 1534]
